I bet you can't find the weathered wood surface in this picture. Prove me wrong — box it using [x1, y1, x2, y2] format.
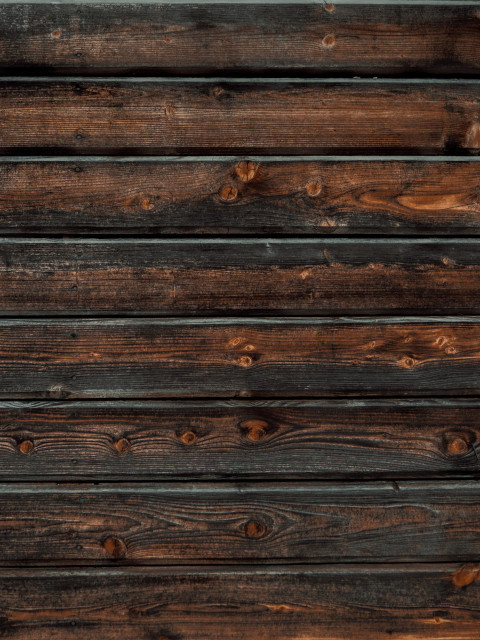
[0, 481, 479, 564]
[1, 80, 480, 155]
[1, 400, 479, 479]
[0, 319, 478, 398]
[0, 238, 479, 314]
[2, 159, 480, 235]
[1, 4, 479, 77]
[0, 565, 479, 640]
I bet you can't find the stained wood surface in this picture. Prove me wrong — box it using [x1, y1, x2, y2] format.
[1, 80, 480, 155]
[0, 238, 479, 314]
[1, 159, 480, 235]
[0, 481, 479, 564]
[0, 564, 479, 640]
[1, 400, 479, 480]
[2, 4, 480, 77]
[0, 319, 477, 398]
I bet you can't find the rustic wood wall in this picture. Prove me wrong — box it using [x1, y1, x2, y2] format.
[0, 1, 479, 638]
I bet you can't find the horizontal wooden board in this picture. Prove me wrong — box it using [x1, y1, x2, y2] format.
[1, 4, 479, 77]
[0, 319, 478, 398]
[0, 481, 479, 564]
[0, 564, 479, 639]
[0, 238, 480, 315]
[2, 159, 480, 234]
[1, 399, 479, 479]
[1, 80, 480, 155]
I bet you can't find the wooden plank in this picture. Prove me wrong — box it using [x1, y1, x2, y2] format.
[1, 159, 480, 234]
[0, 481, 479, 564]
[2, 399, 479, 480]
[0, 238, 480, 315]
[0, 564, 479, 639]
[1, 80, 479, 155]
[1, 4, 479, 77]
[0, 318, 478, 399]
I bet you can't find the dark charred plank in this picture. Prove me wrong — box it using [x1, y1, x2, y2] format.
[0, 319, 478, 398]
[1, 399, 479, 480]
[0, 238, 479, 315]
[0, 564, 479, 639]
[0, 481, 479, 564]
[1, 159, 480, 235]
[1, 4, 479, 77]
[1, 80, 479, 155]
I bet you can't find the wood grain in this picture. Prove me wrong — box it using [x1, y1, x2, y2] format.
[0, 319, 478, 398]
[1, 159, 480, 234]
[0, 565, 479, 639]
[0, 481, 479, 564]
[1, 80, 480, 155]
[0, 238, 479, 315]
[1, 4, 479, 77]
[1, 399, 479, 480]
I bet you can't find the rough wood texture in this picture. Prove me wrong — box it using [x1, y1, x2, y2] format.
[0, 238, 480, 315]
[1, 400, 479, 480]
[0, 481, 479, 564]
[1, 4, 479, 77]
[1, 80, 480, 155]
[0, 565, 479, 640]
[2, 159, 480, 235]
[0, 319, 478, 399]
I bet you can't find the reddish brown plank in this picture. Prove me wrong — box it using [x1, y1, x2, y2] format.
[1, 159, 479, 234]
[1, 4, 479, 77]
[0, 565, 479, 640]
[1, 80, 479, 155]
[0, 481, 478, 564]
[0, 318, 478, 398]
[0, 238, 478, 315]
[1, 400, 478, 479]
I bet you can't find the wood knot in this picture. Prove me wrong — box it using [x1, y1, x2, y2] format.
[103, 536, 127, 560]
[141, 198, 154, 211]
[235, 161, 258, 183]
[245, 519, 267, 539]
[51, 29, 61, 38]
[219, 185, 238, 202]
[114, 438, 130, 454]
[325, 3, 335, 12]
[180, 431, 197, 445]
[242, 419, 269, 441]
[237, 355, 253, 368]
[322, 33, 335, 48]
[445, 436, 469, 456]
[398, 356, 418, 369]
[18, 440, 34, 454]
[451, 564, 480, 588]
[306, 181, 322, 197]
[443, 431, 474, 456]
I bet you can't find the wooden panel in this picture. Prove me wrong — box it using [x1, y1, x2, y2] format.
[0, 238, 479, 315]
[1, 4, 479, 77]
[0, 319, 478, 399]
[0, 564, 479, 639]
[0, 481, 479, 564]
[2, 159, 480, 235]
[1, 80, 479, 155]
[1, 399, 479, 480]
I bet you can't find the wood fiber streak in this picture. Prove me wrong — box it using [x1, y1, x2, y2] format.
[1, 81, 480, 155]
[0, 319, 478, 398]
[0, 239, 479, 314]
[1, 400, 479, 479]
[0, 481, 479, 564]
[1, 4, 479, 76]
[0, 565, 479, 640]
[1, 160, 480, 234]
